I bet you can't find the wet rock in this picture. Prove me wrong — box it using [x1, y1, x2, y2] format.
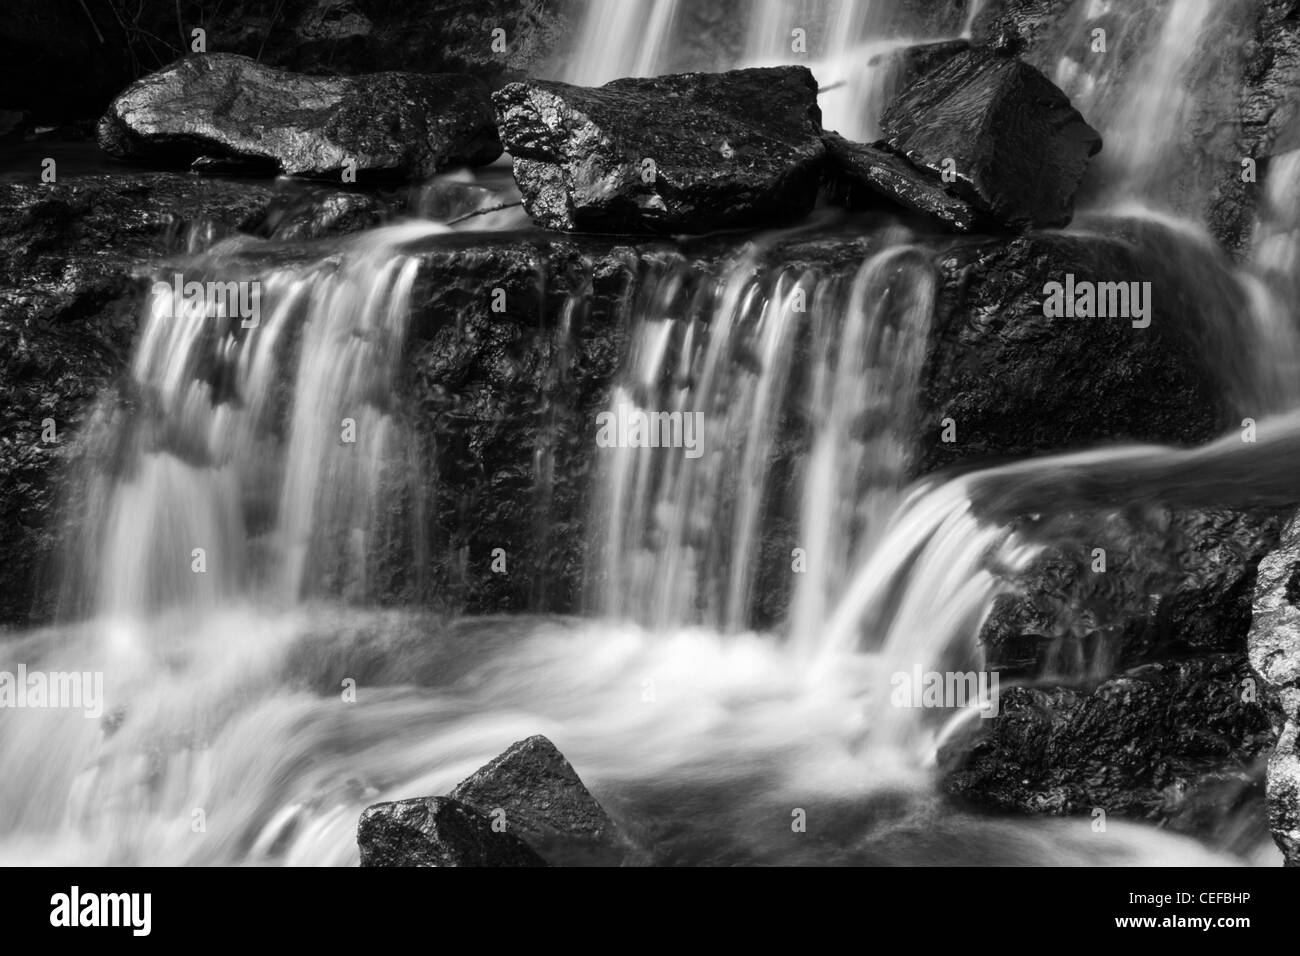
[982, 508, 1285, 679]
[450, 735, 627, 865]
[920, 227, 1232, 475]
[880, 48, 1101, 229]
[0, 174, 279, 627]
[970, 0, 1075, 54]
[889, 39, 971, 93]
[939, 655, 1274, 843]
[357, 796, 547, 867]
[493, 67, 825, 234]
[822, 132, 978, 231]
[1246, 511, 1300, 865]
[98, 54, 501, 180]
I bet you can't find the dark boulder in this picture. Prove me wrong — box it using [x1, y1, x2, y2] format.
[880, 48, 1101, 229]
[97, 54, 501, 179]
[920, 227, 1235, 475]
[939, 655, 1274, 846]
[1247, 511, 1300, 865]
[493, 67, 825, 234]
[822, 132, 978, 232]
[450, 735, 628, 865]
[357, 796, 548, 867]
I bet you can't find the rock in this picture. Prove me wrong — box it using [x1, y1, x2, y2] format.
[880, 48, 1101, 229]
[971, 0, 1075, 54]
[357, 796, 547, 866]
[450, 735, 627, 865]
[939, 655, 1274, 845]
[822, 132, 978, 231]
[982, 508, 1285, 679]
[97, 54, 501, 180]
[920, 226, 1235, 475]
[888, 39, 971, 93]
[493, 67, 826, 234]
[1247, 511, 1300, 865]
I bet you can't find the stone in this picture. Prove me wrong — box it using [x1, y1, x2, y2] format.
[493, 67, 825, 234]
[880, 48, 1101, 229]
[357, 795, 548, 866]
[1246, 511, 1300, 864]
[822, 132, 978, 231]
[97, 53, 501, 179]
[450, 735, 628, 865]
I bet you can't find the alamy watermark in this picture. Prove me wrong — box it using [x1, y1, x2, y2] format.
[0, 665, 103, 718]
[152, 273, 262, 328]
[596, 403, 705, 459]
[1042, 274, 1151, 328]
[890, 666, 1000, 718]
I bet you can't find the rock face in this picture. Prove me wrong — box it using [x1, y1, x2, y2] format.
[880, 48, 1101, 229]
[822, 132, 978, 231]
[940, 655, 1273, 842]
[982, 508, 1285, 679]
[450, 735, 627, 865]
[1247, 512, 1300, 865]
[97, 54, 501, 179]
[493, 67, 826, 234]
[357, 796, 548, 867]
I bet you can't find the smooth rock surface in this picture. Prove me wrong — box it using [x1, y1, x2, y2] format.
[98, 54, 501, 179]
[493, 67, 825, 234]
[880, 48, 1101, 229]
[357, 795, 548, 866]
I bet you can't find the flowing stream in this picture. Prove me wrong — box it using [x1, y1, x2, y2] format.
[0, 0, 1295, 866]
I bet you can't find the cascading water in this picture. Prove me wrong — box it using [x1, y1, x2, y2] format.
[3, 0, 1297, 868]
[593, 233, 935, 636]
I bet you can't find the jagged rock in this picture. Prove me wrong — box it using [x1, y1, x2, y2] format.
[97, 54, 501, 179]
[357, 796, 548, 867]
[493, 67, 825, 234]
[939, 655, 1274, 845]
[450, 735, 627, 865]
[880, 48, 1101, 229]
[822, 132, 977, 231]
[1247, 511, 1300, 865]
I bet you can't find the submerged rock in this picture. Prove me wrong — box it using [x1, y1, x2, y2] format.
[1247, 512, 1300, 865]
[880, 48, 1101, 229]
[493, 67, 825, 234]
[357, 796, 548, 866]
[450, 735, 628, 865]
[822, 132, 978, 231]
[97, 54, 501, 179]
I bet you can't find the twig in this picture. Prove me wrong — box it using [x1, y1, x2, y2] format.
[446, 201, 524, 225]
[76, 0, 106, 43]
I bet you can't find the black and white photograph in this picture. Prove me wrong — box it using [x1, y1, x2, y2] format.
[0, 0, 1292, 929]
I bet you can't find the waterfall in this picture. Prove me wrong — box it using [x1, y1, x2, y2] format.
[62, 222, 445, 638]
[3, 0, 1293, 869]
[593, 235, 936, 636]
[558, 0, 963, 141]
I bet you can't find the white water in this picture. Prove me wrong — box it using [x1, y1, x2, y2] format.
[1, 0, 1294, 868]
